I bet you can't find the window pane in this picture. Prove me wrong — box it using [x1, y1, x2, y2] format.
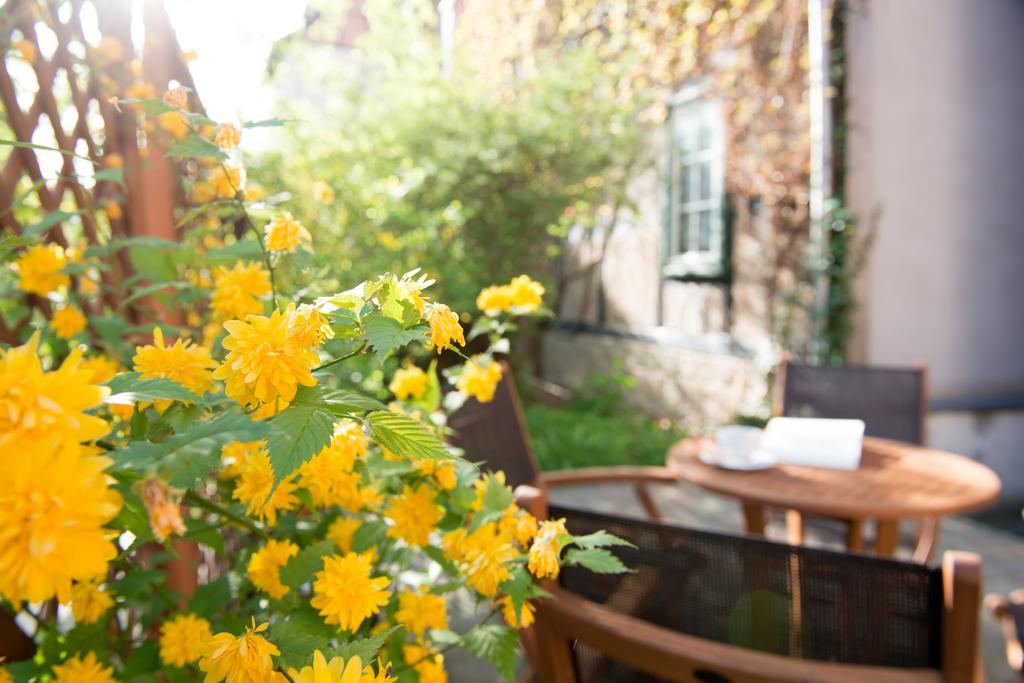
[699, 162, 711, 201]
[697, 117, 712, 151]
[676, 213, 689, 254]
[698, 210, 712, 251]
[680, 164, 691, 203]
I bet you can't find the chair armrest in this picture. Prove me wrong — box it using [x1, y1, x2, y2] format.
[539, 466, 678, 487]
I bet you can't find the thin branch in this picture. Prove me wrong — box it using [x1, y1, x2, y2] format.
[312, 340, 368, 373]
[183, 489, 267, 540]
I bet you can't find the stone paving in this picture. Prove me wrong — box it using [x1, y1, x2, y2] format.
[446, 481, 1024, 681]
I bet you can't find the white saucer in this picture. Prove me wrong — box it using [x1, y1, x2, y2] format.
[699, 447, 777, 471]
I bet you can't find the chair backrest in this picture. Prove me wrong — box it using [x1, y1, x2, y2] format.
[777, 358, 928, 444]
[447, 363, 542, 488]
[532, 503, 980, 683]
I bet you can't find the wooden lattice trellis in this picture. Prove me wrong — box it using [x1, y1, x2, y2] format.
[0, 0, 200, 341]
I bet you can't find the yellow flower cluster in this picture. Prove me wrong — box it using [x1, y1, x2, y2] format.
[475, 274, 545, 314]
[457, 357, 503, 403]
[385, 484, 444, 547]
[133, 327, 217, 399]
[69, 578, 113, 623]
[159, 613, 213, 667]
[395, 587, 448, 635]
[388, 364, 427, 400]
[426, 303, 465, 354]
[211, 261, 271, 321]
[265, 213, 312, 253]
[14, 243, 69, 296]
[528, 518, 569, 579]
[140, 478, 186, 542]
[51, 305, 87, 339]
[228, 442, 299, 525]
[199, 620, 279, 682]
[51, 651, 117, 683]
[289, 651, 394, 683]
[311, 552, 392, 632]
[248, 539, 299, 599]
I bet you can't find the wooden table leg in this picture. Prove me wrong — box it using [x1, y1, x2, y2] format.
[785, 509, 805, 545]
[742, 503, 766, 536]
[846, 519, 865, 552]
[875, 519, 900, 556]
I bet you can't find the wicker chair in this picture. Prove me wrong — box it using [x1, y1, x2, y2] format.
[775, 357, 938, 561]
[447, 363, 679, 521]
[516, 486, 983, 683]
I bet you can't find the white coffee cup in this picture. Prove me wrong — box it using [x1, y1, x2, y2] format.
[715, 425, 763, 466]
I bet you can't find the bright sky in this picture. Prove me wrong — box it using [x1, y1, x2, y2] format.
[164, 0, 307, 123]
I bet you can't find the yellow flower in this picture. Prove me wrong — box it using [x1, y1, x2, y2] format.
[388, 364, 427, 400]
[395, 588, 447, 636]
[159, 613, 213, 667]
[0, 438, 121, 603]
[158, 110, 189, 138]
[52, 651, 117, 683]
[498, 595, 535, 629]
[214, 123, 241, 149]
[81, 354, 121, 384]
[414, 459, 457, 490]
[211, 261, 271, 321]
[140, 478, 186, 541]
[232, 449, 299, 525]
[51, 305, 87, 339]
[0, 333, 110, 449]
[264, 213, 311, 253]
[248, 539, 298, 599]
[13, 39, 36, 63]
[457, 357, 502, 403]
[312, 181, 335, 204]
[94, 36, 124, 63]
[199, 620, 279, 683]
[105, 153, 124, 168]
[103, 200, 122, 221]
[298, 434, 364, 509]
[288, 650, 392, 683]
[125, 81, 155, 100]
[163, 86, 189, 110]
[244, 184, 264, 202]
[133, 327, 217, 398]
[0, 665, 10, 683]
[210, 164, 245, 199]
[287, 303, 334, 350]
[214, 308, 319, 413]
[311, 553, 391, 632]
[427, 304, 464, 354]
[499, 505, 538, 547]
[69, 579, 113, 623]
[508, 275, 544, 312]
[326, 517, 361, 553]
[402, 644, 446, 683]
[445, 522, 517, 597]
[385, 484, 443, 547]
[14, 243, 68, 296]
[476, 285, 513, 314]
[528, 518, 569, 580]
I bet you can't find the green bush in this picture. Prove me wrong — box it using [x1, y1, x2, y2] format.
[522, 366, 685, 471]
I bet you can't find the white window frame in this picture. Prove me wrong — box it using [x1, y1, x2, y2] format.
[664, 81, 727, 278]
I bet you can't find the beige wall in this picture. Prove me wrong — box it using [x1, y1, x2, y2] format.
[846, 0, 1024, 499]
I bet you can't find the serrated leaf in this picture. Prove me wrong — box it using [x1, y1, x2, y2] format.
[266, 401, 335, 484]
[463, 624, 518, 681]
[563, 548, 631, 574]
[166, 133, 226, 161]
[294, 385, 387, 414]
[365, 411, 450, 461]
[481, 474, 514, 512]
[363, 314, 427, 360]
[273, 606, 335, 669]
[105, 372, 203, 405]
[334, 626, 401, 664]
[571, 530, 635, 550]
[351, 520, 388, 553]
[279, 539, 334, 589]
[24, 209, 77, 236]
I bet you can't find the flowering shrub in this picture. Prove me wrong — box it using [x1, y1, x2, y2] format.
[0, 92, 628, 682]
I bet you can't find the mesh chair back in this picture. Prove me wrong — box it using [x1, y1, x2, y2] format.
[781, 361, 926, 444]
[447, 364, 542, 488]
[550, 504, 943, 681]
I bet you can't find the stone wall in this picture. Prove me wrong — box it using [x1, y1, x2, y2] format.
[542, 328, 767, 428]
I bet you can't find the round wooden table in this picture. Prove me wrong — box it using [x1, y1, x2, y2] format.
[666, 436, 1002, 557]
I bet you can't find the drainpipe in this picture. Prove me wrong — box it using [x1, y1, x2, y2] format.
[807, 0, 832, 360]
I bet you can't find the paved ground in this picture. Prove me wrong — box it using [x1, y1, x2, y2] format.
[447, 481, 1023, 681]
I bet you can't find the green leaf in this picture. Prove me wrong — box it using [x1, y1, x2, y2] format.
[187, 576, 232, 618]
[166, 133, 226, 161]
[105, 372, 203, 405]
[243, 117, 290, 128]
[24, 209, 77, 236]
[266, 401, 335, 484]
[203, 240, 264, 263]
[462, 624, 519, 681]
[333, 626, 401, 664]
[365, 410, 450, 461]
[119, 281, 192, 308]
[94, 166, 126, 189]
[120, 98, 176, 115]
[0, 234, 39, 258]
[279, 539, 334, 590]
[563, 548, 631, 574]
[570, 530, 635, 550]
[480, 474, 514, 512]
[110, 569, 166, 600]
[273, 606, 335, 669]
[294, 385, 387, 414]
[362, 314, 427, 360]
[351, 520, 388, 553]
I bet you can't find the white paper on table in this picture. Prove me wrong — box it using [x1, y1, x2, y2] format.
[758, 417, 866, 470]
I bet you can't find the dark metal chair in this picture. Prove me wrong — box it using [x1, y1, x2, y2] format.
[447, 363, 679, 521]
[517, 486, 983, 683]
[775, 357, 938, 561]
